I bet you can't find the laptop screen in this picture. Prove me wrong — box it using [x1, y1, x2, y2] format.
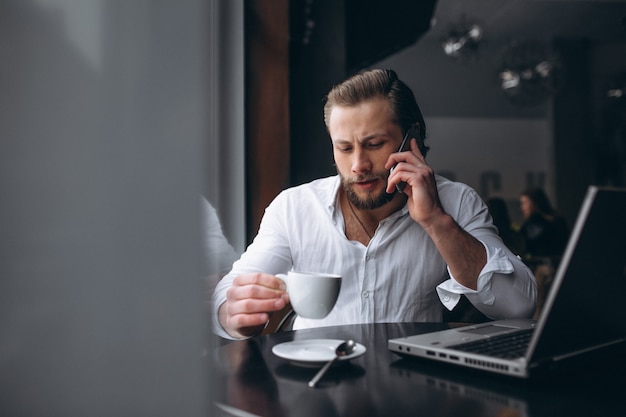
[530, 186, 626, 361]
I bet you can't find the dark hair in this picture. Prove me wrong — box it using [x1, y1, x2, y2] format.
[323, 69, 429, 156]
[521, 187, 557, 216]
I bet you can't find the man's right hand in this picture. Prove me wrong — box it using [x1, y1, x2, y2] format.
[218, 273, 289, 339]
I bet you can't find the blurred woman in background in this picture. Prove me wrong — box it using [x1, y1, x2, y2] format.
[519, 187, 569, 319]
[519, 187, 569, 262]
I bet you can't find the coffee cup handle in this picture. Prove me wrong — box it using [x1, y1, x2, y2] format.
[272, 274, 296, 331]
[276, 273, 290, 292]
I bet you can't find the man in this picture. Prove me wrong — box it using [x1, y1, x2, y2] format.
[212, 69, 536, 340]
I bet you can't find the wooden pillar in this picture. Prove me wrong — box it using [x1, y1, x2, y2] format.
[245, 0, 290, 242]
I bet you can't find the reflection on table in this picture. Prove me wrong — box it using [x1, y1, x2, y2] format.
[212, 323, 625, 417]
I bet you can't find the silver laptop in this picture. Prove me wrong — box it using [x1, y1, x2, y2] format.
[388, 186, 626, 378]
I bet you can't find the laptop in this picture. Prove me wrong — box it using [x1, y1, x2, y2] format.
[388, 186, 626, 378]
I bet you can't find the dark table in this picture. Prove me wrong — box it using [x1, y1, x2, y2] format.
[211, 323, 625, 417]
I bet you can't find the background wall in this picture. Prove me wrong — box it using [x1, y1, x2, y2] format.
[425, 117, 553, 224]
[376, 35, 555, 226]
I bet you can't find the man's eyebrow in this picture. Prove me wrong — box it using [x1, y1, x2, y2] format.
[332, 139, 352, 146]
[332, 132, 391, 145]
[362, 133, 392, 142]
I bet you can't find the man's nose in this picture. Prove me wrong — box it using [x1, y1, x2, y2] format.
[351, 149, 371, 173]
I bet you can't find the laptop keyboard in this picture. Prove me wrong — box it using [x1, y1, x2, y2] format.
[449, 328, 533, 359]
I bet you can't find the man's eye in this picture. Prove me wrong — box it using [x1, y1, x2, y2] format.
[339, 147, 352, 152]
[368, 142, 383, 148]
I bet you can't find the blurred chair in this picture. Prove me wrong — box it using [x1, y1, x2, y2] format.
[527, 256, 556, 320]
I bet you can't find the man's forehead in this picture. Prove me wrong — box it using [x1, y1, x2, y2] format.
[329, 100, 395, 126]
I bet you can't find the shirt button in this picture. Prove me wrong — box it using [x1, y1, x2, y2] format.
[362, 291, 369, 298]
[443, 295, 451, 302]
[365, 255, 370, 261]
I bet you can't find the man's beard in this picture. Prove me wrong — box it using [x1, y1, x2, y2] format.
[340, 170, 396, 210]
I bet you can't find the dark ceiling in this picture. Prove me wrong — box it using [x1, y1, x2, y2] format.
[426, 0, 626, 43]
[374, 0, 626, 119]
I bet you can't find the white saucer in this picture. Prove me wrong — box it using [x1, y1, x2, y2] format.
[272, 339, 366, 367]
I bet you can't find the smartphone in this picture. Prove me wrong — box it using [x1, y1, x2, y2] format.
[391, 125, 424, 193]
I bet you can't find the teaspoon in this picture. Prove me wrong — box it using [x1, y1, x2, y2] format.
[308, 340, 357, 388]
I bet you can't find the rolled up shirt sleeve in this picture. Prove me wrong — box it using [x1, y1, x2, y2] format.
[437, 240, 537, 319]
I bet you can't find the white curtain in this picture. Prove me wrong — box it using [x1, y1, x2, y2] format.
[207, 0, 246, 254]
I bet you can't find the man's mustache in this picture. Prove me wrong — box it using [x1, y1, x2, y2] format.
[345, 172, 388, 184]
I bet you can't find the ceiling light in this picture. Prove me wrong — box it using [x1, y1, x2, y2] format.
[441, 21, 483, 61]
[497, 40, 564, 107]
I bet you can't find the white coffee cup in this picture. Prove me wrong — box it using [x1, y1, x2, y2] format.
[277, 271, 342, 319]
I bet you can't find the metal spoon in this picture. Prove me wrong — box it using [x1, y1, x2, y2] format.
[308, 340, 357, 388]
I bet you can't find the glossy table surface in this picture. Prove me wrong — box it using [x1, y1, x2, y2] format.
[211, 323, 625, 417]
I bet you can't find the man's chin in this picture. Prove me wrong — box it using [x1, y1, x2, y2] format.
[347, 188, 395, 210]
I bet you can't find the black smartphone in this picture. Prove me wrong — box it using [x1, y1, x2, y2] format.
[391, 125, 424, 193]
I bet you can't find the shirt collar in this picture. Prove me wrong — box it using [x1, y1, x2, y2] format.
[327, 176, 342, 216]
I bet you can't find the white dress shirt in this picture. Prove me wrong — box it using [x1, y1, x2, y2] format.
[212, 175, 536, 339]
